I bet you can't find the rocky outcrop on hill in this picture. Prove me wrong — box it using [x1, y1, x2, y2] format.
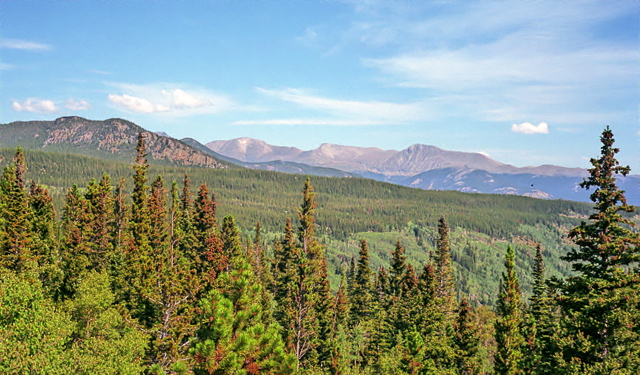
[1, 117, 227, 169]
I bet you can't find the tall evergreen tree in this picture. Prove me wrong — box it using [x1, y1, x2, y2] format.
[559, 126, 640, 373]
[129, 132, 152, 253]
[525, 244, 560, 375]
[60, 184, 92, 298]
[389, 241, 407, 297]
[126, 133, 157, 327]
[28, 181, 61, 295]
[13, 146, 27, 190]
[146, 177, 198, 371]
[435, 216, 456, 319]
[454, 298, 481, 375]
[297, 177, 333, 369]
[84, 174, 115, 271]
[0, 161, 33, 271]
[194, 182, 219, 276]
[351, 239, 374, 322]
[495, 245, 524, 375]
[220, 215, 242, 272]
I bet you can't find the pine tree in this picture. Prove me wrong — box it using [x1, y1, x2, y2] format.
[126, 133, 157, 327]
[296, 177, 333, 369]
[333, 274, 350, 331]
[389, 241, 407, 297]
[495, 245, 524, 375]
[194, 182, 219, 277]
[28, 181, 61, 295]
[60, 184, 91, 298]
[559, 126, 640, 373]
[191, 257, 297, 375]
[220, 215, 242, 272]
[525, 244, 559, 375]
[84, 174, 115, 271]
[13, 146, 27, 191]
[351, 239, 374, 322]
[454, 298, 481, 375]
[0, 160, 33, 271]
[129, 132, 152, 254]
[435, 216, 456, 319]
[148, 175, 169, 253]
[112, 177, 128, 253]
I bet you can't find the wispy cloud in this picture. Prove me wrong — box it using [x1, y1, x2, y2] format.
[12, 98, 58, 113]
[255, 87, 432, 125]
[233, 118, 385, 126]
[0, 38, 52, 51]
[511, 122, 549, 135]
[352, 1, 637, 126]
[65, 99, 91, 111]
[106, 82, 236, 116]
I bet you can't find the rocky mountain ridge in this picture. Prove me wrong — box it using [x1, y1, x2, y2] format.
[206, 137, 639, 204]
[0, 117, 228, 169]
[206, 137, 585, 177]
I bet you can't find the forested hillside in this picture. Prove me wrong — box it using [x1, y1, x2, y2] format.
[0, 145, 591, 304]
[0, 128, 637, 374]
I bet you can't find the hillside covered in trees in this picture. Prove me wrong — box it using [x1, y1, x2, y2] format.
[0, 145, 591, 306]
[0, 127, 638, 374]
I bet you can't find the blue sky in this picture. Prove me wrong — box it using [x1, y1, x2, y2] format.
[2, 1, 638, 170]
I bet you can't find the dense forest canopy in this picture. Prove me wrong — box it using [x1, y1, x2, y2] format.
[0, 127, 638, 374]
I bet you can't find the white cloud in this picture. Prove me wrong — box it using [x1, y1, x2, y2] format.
[108, 94, 169, 113]
[12, 98, 58, 113]
[255, 87, 431, 124]
[65, 99, 91, 111]
[0, 38, 52, 51]
[511, 122, 549, 135]
[107, 83, 235, 116]
[163, 89, 209, 109]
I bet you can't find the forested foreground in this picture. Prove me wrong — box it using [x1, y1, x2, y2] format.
[0, 128, 638, 374]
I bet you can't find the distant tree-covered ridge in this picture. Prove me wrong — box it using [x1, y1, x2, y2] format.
[0, 146, 594, 303]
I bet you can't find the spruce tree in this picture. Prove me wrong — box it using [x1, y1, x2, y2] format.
[126, 133, 157, 327]
[454, 298, 481, 375]
[435, 216, 456, 319]
[84, 174, 115, 271]
[194, 182, 219, 277]
[0, 161, 33, 271]
[28, 181, 62, 296]
[60, 184, 91, 298]
[526, 244, 560, 375]
[129, 132, 152, 253]
[220, 215, 242, 272]
[495, 245, 524, 375]
[296, 177, 333, 369]
[559, 126, 640, 373]
[389, 241, 407, 297]
[351, 239, 374, 322]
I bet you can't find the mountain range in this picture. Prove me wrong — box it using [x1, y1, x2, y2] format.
[206, 137, 639, 204]
[0, 117, 637, 204]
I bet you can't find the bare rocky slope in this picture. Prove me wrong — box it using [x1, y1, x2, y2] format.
[0, 117, 228, 169]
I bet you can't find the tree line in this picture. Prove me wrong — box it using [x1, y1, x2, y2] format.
[0, 127, 638, 374]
